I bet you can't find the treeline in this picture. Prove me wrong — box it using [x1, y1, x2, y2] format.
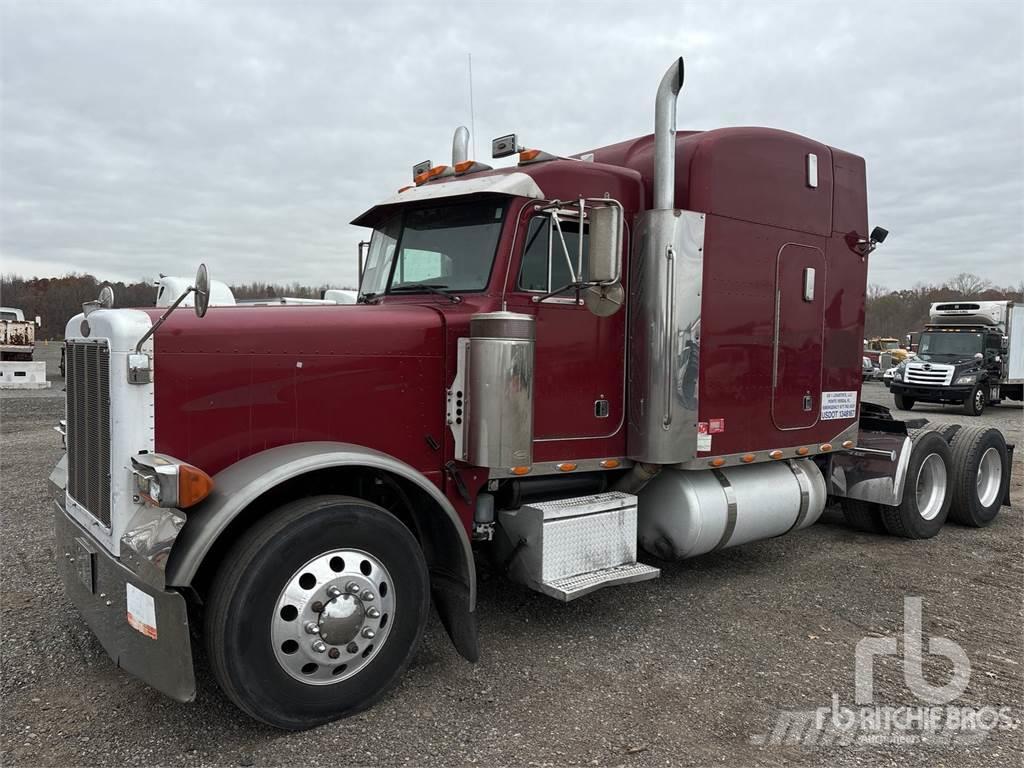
[0, 273, 354, 339]
[865, 273, 1022, 342]
[1, 270, 1019, 343]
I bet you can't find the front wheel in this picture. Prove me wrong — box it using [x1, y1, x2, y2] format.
[894, 393, 915, 410]
[204, 495, 429, 730]
[962, 385, 986, 416]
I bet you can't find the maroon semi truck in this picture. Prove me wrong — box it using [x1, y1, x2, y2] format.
[51, 58, 1012, 729]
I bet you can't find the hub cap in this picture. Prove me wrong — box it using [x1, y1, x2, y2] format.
[272, 549, 395, 685]
[975, 388, 984, 411]
[915, 453, 948, 521]
[976, 446, 1002, 508]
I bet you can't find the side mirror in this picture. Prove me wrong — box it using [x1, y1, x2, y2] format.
[357, 240, 370, 289]
[34, 315, 41, 327]
[587, 205, 623, 285]
[974, 352, 984, 361]
[1002, 335, 1010, 352]
[194, 263, 210, 318]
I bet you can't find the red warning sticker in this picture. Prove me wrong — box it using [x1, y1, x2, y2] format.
[709, 418, 726, 434]
[698, 422, 709, 435]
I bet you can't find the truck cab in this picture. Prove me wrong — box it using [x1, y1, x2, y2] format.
[48, 58, 1012, 731]
[890, 301, 1023, 415]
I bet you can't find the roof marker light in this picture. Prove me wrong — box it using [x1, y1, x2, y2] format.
[741, 454, 756, 463]
[796, 447, 810, 456]
[820, 444, 833, 453]
[709, 458, 726, 467]
[842, 440, 855, 449]
[454, 160, 494, 176]
[769, 450, 783, 460]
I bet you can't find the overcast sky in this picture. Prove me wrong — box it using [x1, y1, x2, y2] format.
[1, 0, 1021, 291]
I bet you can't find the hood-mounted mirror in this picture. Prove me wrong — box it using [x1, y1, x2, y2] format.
[83, 285, 115, 316]
[128, 263, 212, 385]
[194, 263, 210, 318]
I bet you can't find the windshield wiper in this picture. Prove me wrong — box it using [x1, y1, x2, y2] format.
[357, 292, 380, 304]
[388, 282, 462, 303]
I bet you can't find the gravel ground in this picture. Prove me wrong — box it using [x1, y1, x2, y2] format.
[2, 360, 1022, 767]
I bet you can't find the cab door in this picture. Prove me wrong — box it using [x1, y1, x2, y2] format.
[507, 214, 626, 442]
[771, 243, 826, 430]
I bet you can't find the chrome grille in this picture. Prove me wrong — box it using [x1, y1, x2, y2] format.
[66, 340, 112, 526]
[905, 362, 953, 386]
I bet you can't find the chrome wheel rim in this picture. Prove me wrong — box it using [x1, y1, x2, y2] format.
[974, 389, 984, 411]
[976, 447, 1002, 508]
[272, 549, 395, 685]
[915, 453, 947, 521]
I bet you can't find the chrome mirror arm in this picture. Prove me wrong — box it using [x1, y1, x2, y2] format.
[134, 286, 194, 355]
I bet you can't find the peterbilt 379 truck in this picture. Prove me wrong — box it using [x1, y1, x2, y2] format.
[891, 300, 1024, 415]
[50, 59, 1012, 730]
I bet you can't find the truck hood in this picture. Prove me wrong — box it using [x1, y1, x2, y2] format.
[143, 303, 444, 357]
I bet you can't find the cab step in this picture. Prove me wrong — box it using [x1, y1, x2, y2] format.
[498, 491, 660, 601]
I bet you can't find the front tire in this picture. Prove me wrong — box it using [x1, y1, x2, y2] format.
[894, 393, 915, 410]
[204, 495, 430, 730]
[880, 430, 952, 539]
[948, 426, 1009, 527]
[962, 384, 985, 416]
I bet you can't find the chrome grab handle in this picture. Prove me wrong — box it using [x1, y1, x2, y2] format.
[663, 244, 676, 429]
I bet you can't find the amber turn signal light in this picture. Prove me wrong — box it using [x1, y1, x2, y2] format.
[709, 458, 726, 467]
[842, 440, 855, 449]
[599, 459, 621, 469]
[511, 466, 531, 476]
[769, 450, 783, 460]
[796, 447, 809, 456]
[556, 463, 577, 472]
[819, 444, 832, 452]
[178, 464, 214, 508]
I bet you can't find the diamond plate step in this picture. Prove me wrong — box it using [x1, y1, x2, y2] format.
[539, 562, 661, 602]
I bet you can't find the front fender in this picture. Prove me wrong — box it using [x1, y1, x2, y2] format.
[164, 442, 477, 658]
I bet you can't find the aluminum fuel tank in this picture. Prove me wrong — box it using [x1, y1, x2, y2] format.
[637, 459, 826, 560]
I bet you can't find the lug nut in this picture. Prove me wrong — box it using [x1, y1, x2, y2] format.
[361, 590, 375, 601]
[361, 627, 376, 639]
[347, 642, 359, 654]
[311, 601, 325, 613]
[304, 621, 319, 634]
[312, 640, 327, 653]
[366, 607, 381, 619]
[346, 581, 361, 594]
[326, 585, 342, 599]
[327, 647, 340, 659]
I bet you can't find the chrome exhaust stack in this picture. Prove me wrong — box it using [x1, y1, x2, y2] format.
[653, 57, 684, 210]
[452, 125, 470, 165]
[626, 56, 704, 465]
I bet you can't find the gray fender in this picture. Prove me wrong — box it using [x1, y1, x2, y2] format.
[164, 441, 478, 660]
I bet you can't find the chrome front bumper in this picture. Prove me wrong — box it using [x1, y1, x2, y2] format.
[54, 496, 196, 702]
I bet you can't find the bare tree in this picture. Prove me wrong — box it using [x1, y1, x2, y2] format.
[945, 272, 990, 297]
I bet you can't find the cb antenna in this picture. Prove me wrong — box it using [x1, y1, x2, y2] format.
[467, 53, 477, 159]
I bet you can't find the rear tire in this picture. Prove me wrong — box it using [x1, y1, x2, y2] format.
[894, 393, 915, 410]
[880, 430, 952, 539]
[947, 426, 1009, 527]
[840, 498, 887, 534]
[962, 385, 985, 416]
[204, 495, 430, 730]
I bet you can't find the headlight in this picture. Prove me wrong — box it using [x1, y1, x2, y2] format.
[955, 374, 977, 385]
[893, 371, 903, 382]
[131, 453, 214, 509]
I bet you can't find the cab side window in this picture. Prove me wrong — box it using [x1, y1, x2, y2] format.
[518, 217, 589, 293]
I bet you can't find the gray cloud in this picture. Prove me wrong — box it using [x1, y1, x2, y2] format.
[1, 0, 1021, 290]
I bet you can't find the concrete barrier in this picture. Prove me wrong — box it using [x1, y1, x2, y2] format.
[0, 361, 51, 389]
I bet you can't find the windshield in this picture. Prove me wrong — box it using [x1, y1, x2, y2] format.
[917, 331, 983, 359]
[881, 340, 899, 350]
[0, 311, 20, 321]
[359, 199, 506, 298]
